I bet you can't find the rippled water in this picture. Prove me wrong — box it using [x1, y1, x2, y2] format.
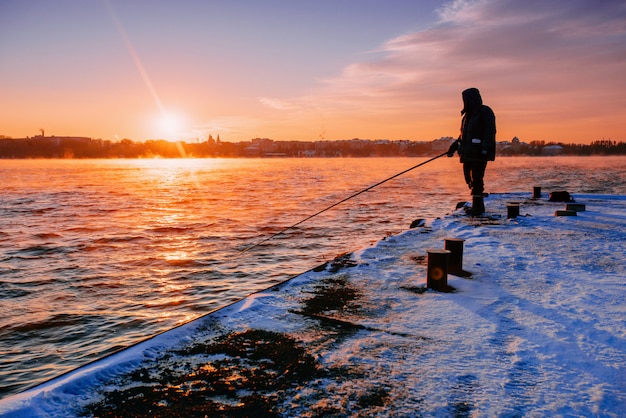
[1, 156, 624, 397]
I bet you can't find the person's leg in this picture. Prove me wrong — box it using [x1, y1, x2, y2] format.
[470, 161, 487, 195]
[463, 163, 473, 192]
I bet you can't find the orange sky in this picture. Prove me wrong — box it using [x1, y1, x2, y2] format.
[1, 0, 625, 144]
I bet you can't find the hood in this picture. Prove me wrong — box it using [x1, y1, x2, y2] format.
[461, 87, 483, 115]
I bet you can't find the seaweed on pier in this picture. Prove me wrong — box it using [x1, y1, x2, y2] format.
[82, 329, 320, 417]
[315, 252, 359, 273]
[81, 272, 399, 417]
[300, 274, 362, 317]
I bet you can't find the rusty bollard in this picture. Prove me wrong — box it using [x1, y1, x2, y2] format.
[444, 238, 472, 278]
[507, 203, 520, 219]
[566, 203, 586, 212]
[426, 249, 451, 291]
[533, 186, 542, 199]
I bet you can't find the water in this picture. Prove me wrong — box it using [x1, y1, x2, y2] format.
[1, 156, 624, 397]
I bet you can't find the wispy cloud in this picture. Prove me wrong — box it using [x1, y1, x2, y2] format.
[258, 97, 299, 111]
[261, 0, 626, 141]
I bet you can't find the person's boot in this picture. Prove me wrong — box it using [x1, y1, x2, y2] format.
[469, 194, 485, 216]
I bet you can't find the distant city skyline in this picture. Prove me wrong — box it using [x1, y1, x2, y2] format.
[1, 0, 625, 144]
[2, 134, 623, 160]
[0, 131, 620, 147]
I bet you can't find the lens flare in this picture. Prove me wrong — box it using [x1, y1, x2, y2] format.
[106, 0, 186, 140]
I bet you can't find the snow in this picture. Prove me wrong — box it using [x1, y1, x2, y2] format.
[1, 192, 625, 417]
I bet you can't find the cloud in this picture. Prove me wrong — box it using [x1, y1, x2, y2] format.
[258, 97, 299, 111]
[261, 0, 626, 141]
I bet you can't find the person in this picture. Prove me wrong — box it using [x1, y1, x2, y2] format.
[447, 87, 496, 215]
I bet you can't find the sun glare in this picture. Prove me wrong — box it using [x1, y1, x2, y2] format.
[155, 111, 186, 140]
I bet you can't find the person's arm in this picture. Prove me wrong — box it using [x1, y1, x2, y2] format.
[447, 139, 460, 157]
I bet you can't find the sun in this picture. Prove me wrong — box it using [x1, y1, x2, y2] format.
[155, 110, 186, 140]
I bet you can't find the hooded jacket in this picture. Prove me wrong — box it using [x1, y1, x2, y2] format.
[457, 88, 496, 163]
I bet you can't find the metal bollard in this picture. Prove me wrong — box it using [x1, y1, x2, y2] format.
[533, 186, 541, 199]
[555, 210, 577, 216]
[566, 203, 586, 212]
[426, 249, 451, 291]
[507, 203, 520, 218]
[444, 238, 472, 278]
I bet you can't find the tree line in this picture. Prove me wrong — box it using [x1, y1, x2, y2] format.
[0, 137, 438, 158]
[501, 140, 626, 156]
[0, 136, 624, 158]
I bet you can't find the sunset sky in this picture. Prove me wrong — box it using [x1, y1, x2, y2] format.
[1, 0, 625, 144]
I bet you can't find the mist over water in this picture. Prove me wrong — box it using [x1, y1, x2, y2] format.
[1, 156, 624, 397]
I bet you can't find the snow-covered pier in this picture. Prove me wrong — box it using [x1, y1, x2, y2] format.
[1, 192, 625, 417]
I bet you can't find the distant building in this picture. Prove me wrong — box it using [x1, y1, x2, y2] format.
[511, 137, 521, 152]
[245, 138, 276, 156]
[432, 136, 455, 151]
[541, 145, 564, 156]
